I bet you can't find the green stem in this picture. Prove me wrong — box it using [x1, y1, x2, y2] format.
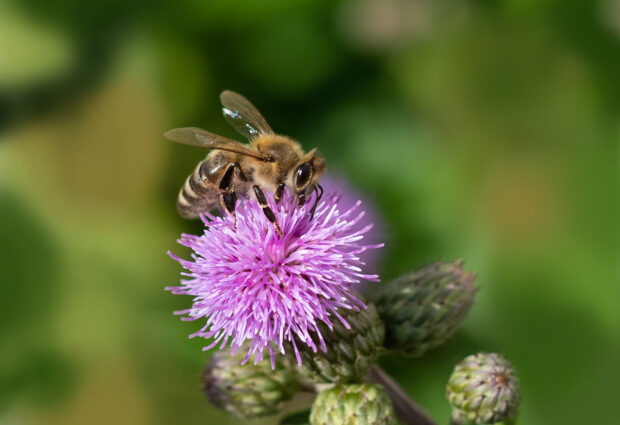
[369, 365, 438, 425]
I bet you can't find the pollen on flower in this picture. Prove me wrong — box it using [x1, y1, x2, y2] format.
[167, 189, 382, 368]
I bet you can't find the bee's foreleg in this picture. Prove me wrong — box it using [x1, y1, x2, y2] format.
[309, 184, 323, 220]
[218, 162, 241, 228]
[220, 191, 237, 214]
[253, 185, 283, 236]
[274, 183, 285, 203]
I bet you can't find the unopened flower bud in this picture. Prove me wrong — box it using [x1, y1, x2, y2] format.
[202, 346, 298, 418]
[447, 352, 520, 424]
[294, 304, 385, 385]
[310, 383, 395, 425]
[375, 260, 477, 357]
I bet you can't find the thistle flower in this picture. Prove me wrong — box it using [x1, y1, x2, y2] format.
[168, 189, 382, 367]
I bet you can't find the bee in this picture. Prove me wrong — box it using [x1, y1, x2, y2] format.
[164, 90, 326, 234]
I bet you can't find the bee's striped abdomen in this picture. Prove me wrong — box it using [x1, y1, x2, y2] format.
[177, 159, 221, 218]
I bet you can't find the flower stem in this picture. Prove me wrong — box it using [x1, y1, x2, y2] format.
[369, 365, 438, 425]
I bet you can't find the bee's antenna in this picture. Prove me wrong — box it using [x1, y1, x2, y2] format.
[310, 184, 323, 220]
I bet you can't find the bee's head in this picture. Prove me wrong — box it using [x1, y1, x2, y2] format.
[292, 148, 326, 207]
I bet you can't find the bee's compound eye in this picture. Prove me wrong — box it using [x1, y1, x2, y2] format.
[294, 163, 313, 189]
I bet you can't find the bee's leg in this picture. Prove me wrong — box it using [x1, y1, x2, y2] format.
[274, 183, 285, 203]
[220, 191, 237, 220]
[309, 184, 323, 220]
[253, 185, 283, 236]
[218, 162, 240, 228]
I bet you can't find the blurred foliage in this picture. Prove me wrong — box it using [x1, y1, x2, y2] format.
[1, 0, 619, 424]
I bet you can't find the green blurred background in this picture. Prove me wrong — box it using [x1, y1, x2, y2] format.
[1, 0, 619, 424]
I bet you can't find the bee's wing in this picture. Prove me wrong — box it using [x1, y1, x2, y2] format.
[220, 90, 274, 140]
[164, 127, 267, 160]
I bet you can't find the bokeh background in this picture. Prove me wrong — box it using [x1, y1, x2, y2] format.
[1, 0, 619, 424]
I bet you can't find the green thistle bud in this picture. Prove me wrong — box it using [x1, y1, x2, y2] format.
[202, 346, 298, 418]
[294, 304, 385, 385]
[446, 352, 520, 424]
[374, 260, 477, 357]
[310, 383, 395, 425]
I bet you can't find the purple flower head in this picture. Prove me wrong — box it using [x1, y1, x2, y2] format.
[168, 189, 382, 368]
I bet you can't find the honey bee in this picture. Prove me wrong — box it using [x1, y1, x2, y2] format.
[165, 90, 326, 234]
